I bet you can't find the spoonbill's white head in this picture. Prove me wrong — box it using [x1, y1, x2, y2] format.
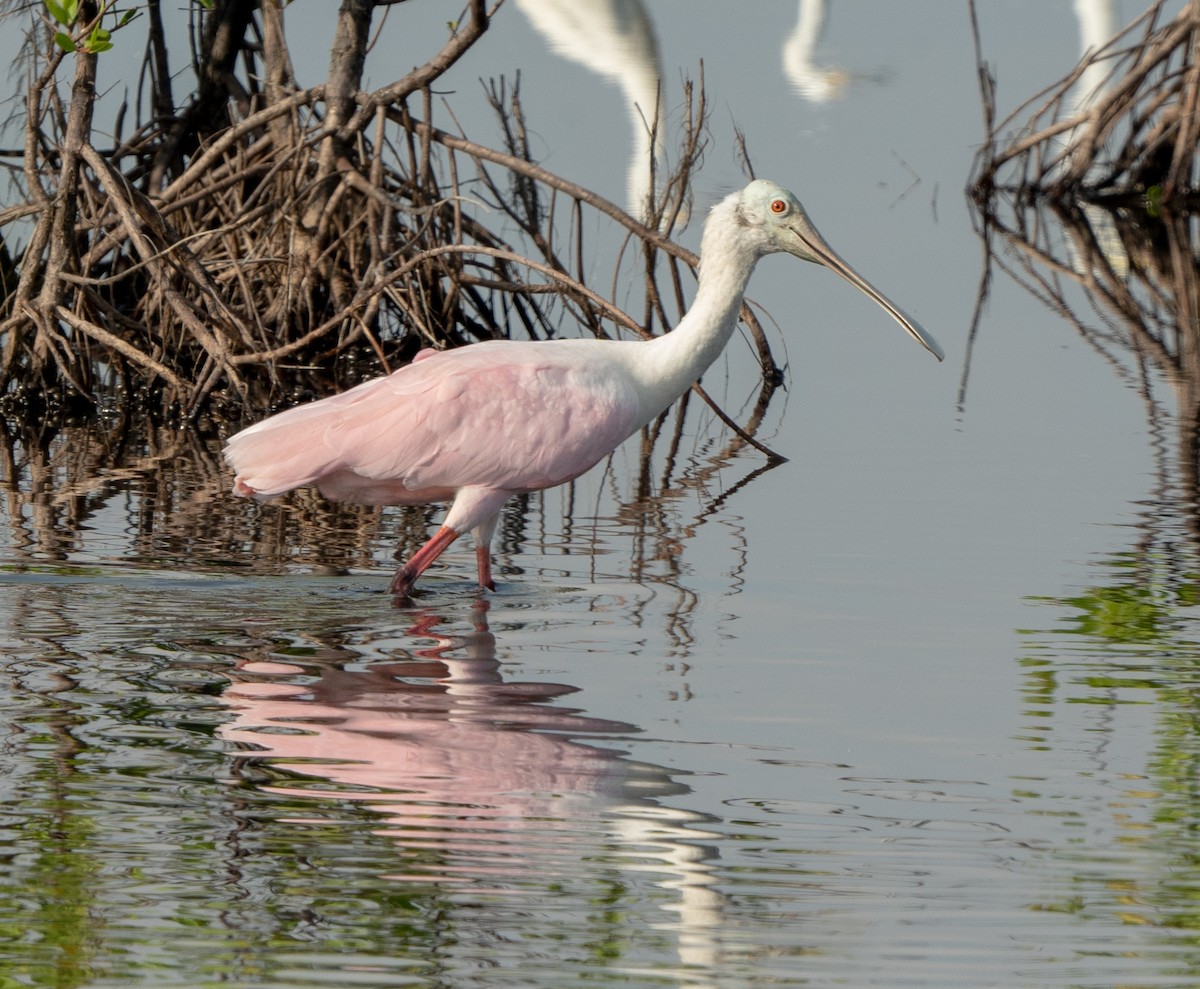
[727, 179, 944, 361]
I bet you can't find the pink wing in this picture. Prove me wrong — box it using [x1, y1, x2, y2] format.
[224, 341, 644, 506]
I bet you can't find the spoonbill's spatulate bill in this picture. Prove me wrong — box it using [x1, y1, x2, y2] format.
[224, 179, 942, 595]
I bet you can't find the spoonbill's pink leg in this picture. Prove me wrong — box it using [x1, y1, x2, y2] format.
[476, 545, 495, 592]
[390, 526, 460, 596]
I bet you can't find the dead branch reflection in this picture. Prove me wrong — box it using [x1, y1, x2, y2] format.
[969, 193, 1200, 556]
[967, 0, 1200, 567]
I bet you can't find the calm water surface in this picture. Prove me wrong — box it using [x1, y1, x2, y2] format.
[3, 1, 1200, 987]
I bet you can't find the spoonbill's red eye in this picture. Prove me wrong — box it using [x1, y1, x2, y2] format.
[770, 198, 788, 214]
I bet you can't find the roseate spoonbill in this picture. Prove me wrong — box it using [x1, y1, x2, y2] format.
[224, 179, 942, 595]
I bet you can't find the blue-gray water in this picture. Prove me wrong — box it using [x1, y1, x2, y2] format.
[3, 1, 1199, 986]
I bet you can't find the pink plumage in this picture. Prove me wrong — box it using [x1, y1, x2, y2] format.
[224, 180, 941, 595]
[225, 340, 643, 593]
[228, 342, 639, 502]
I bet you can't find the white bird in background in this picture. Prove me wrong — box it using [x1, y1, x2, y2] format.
[224, 180, 943, 596]
[1072, 0, 1118, 109]
[515, 0, 671, 223]
[783, 0, 851, 103]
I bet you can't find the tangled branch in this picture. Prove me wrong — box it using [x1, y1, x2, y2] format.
[0, 0, 780, 457]
[970, 0, 1200, 206]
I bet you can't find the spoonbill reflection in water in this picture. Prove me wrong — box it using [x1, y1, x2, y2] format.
[218, 605, 726, 969]
[224, 179, 943, 596]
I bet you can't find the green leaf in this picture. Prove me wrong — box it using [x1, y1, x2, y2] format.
[44, 0, 66, 26]
[52, 30, 75, 52]
[45, 0, 78, 25]
[83, 25, 112, 52]
[1146, 185, 1163, 218]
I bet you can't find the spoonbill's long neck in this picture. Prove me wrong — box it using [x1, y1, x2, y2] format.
[635, 204, 761, 418]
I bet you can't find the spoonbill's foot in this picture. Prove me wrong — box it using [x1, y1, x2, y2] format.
[389, 566, 419, 597]
[388, 525, 461, 597]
